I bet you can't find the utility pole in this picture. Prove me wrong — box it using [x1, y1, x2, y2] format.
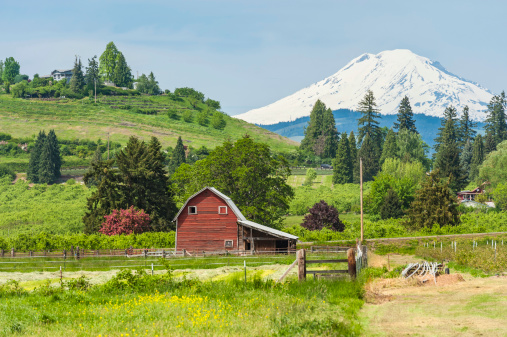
[107, 132, 110, 160]
[94, 79, 97, 104]
[360, 157, 364, 243]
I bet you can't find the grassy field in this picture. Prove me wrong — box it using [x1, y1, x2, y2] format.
[0, 95, 298, 151]
[287, 174, 333, 188]
[0, 252, 363, 336]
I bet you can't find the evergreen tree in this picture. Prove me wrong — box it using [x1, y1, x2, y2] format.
[380, 128, 398, 164]
[85, 145, 103, 187]
[393, 96, 417, 134]
[322, 108, 339, 159]
[300, 100, 330, 157]
[83, 136, 178, 233]
[168, 136, 186, 174]
[99, 42, 119, 82]
[92, 145, 103, 164]
[332, 133, 352, 184]
[46, 130, 61, 179]
[349, 131, 359, 183]
[484, 132, 496, 154]
[38, 136, 57, 184]
[357, 90, 381, 145]
[0, 60, 3, 84]
[434, 106, 465, 191]
[379, 188, 404, 220]
[27, 131, 46, 183]
[484, 92, 507, 148]
[358, 133, 380, 182]
[85, 55, 100, 90]
[146, 137, 178, 231]
[407, 170, 460, 229]
[470, 134, 485, 181]
[458, 105, 477, 149]
[459, 139, 473, 184]
[112, 52, 133, 88]
[70, 56, 85, 93]
[147, 72, 160, 94]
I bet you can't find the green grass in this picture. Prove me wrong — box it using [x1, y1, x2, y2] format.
[0, 271, 364, 336]
[0, 95, 298, 152]
[0, 252, 346, 273]
[287, 174, 333, 188]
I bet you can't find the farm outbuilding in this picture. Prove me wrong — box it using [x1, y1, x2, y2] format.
[173, 187, 298, 254]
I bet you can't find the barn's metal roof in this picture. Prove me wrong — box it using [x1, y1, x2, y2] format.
[173, 187, 298, 240]
[238, 220, 299, 240]
[173, 186, 246, 222]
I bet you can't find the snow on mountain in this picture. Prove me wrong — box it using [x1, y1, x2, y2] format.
[236, 49, 493, 125]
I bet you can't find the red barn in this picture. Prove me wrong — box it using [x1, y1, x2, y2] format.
[173, 187, 298, 253]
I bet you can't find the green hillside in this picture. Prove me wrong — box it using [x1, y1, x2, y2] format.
[0, 95, 298, 151]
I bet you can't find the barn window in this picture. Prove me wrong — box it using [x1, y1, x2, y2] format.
[224, 240, 233, 248]
[218, 206, 228, 214]
[188, 206, 197, 214]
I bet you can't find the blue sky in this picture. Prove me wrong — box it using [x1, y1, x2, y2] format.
[1, 0, 505, 115]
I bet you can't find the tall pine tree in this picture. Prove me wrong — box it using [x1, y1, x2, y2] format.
[458, 105, 477, 149]
[332, 133, 352, 184]
[434, 106, 465, 191]
[393, 96, 417, 134]
[169, 136, 186, 174]
[322, 107, 339, 158]
[47, 130, 61, 179]
[470, 134, 485, 182]
[459, 139, 473, 185]
[85, 55, 100, 91]
[27, 131, 46, 183]
[300, 100, 338, 158]
[380, 128, 398, 164]
[358, 133, 380, 182]
[484, 132, 497, 155]
[357, 90, 382, 145]
[484, 92, 507, 148]
[70, 56, 85, 93]
[112, 52, 133, 88]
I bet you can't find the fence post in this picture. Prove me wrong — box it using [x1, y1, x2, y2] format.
[0, 249, 4, 257]
[11, 248, 14, 257]
[29, 251, 33, 257]
[347, 248, 356, 279]
[183, 249, 187, 257]
[297, 249, 306, 282]
[76, 246, 80, 260]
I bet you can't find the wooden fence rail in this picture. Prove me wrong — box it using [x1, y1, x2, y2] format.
[297, 245, 368, 281]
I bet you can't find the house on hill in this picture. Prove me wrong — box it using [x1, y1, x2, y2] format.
[173, 187, 298, 253]
[41, 69, 73, 82]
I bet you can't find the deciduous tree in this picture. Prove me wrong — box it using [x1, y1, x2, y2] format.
[172, 136, 294, 228]
[99, 206, 151, 236]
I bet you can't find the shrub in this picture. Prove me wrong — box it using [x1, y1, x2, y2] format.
[99, 206, 151, 236]
[303, 168, 317, 186]
[0, 164, 15, 181]
[182, 110, 193, 123]
[66, 178, 76, 185]
[302, 200, 345, 231]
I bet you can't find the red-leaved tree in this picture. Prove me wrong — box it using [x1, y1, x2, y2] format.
[302, 200, 345, 232]
[99, 206, 151, 236]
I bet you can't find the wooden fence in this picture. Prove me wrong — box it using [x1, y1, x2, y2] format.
[288, 245, 368, 281]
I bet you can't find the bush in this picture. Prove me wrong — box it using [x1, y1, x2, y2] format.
[66, 178, 76, 185]
[99, 206, 151, 236]
[0, 164, 15, 181]
[182, 110, 193, 123]
[302, 200, 345, 232]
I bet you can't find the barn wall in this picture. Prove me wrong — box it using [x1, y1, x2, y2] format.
[177, 190, 239, 252]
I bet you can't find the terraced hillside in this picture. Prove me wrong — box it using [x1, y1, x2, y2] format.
[0, 95, 298, 151]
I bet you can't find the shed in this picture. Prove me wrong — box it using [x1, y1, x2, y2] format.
[173, 187, 298, 253]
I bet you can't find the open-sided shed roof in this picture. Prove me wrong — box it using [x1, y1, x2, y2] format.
[238, 220, 298, 240]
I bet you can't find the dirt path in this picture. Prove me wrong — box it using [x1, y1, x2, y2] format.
[362, 270, 507, 336]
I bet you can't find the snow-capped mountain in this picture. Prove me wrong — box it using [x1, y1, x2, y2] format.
[236, 49, 493, 125]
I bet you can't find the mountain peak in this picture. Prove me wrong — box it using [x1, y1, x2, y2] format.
[236, 49, 492, 125]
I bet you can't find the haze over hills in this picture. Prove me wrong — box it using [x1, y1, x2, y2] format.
[236, 49, 493, 125]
